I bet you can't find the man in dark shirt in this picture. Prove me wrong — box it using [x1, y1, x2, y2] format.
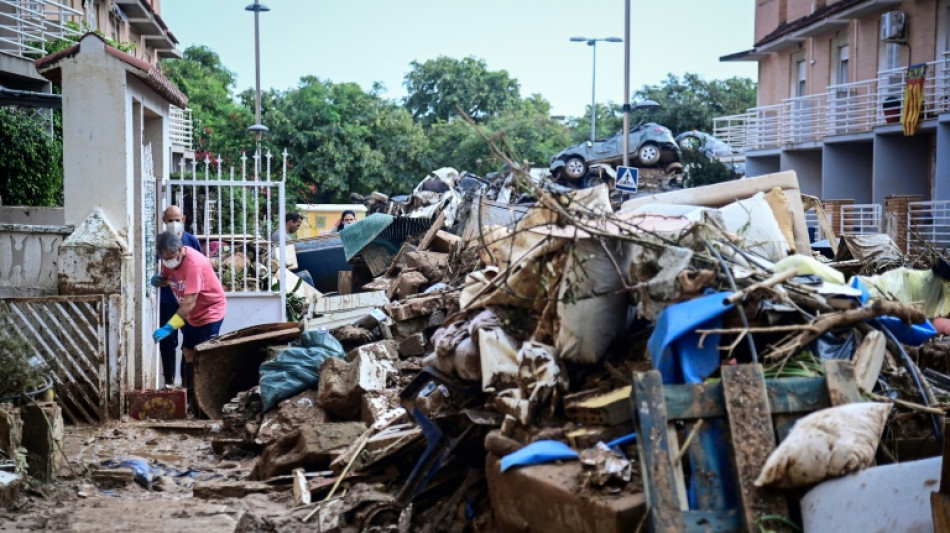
[153, 205, 202, 388]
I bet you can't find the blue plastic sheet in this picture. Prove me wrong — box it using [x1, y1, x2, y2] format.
[259, 329, 345, 412]
[500, 440, 578, 472]
[850, 277, 936, 346]
[647, 291, 735, 384]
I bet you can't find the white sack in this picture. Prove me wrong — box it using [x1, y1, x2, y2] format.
[718, 192, 790, 261]
[755, 402, 891, 488]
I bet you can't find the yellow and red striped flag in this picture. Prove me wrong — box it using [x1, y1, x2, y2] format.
[902, 63, 927, 136]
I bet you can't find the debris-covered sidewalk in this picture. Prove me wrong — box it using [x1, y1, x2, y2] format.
[4, 166, 950, 532]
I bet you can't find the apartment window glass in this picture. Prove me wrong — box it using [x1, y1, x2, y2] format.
[796, 59, 807, 97]
[885, 42, 901, 70]
[836, 44, 849, 84]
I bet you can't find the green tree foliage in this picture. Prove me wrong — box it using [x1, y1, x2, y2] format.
[681, 145, 740, 188]
[162, 46, 253, 163]
[427, 94, 572, 175]
[0, 109, 63, 206]
[267, 77, 432, 203]
[404, 56, 521, 126]
[628, 73, 756, 135]
[569, 102, 623, 143]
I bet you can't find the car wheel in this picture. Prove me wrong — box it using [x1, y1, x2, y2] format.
[678, 135, 702, 150]
[562, 156, 587, 179]
[637, 143, 661, 166]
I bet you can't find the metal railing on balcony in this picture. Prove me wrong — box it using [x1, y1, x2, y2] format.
[0, 0, 82, 59]
[169, 105, 193, 151]
[840, 204, 882, 235]
[712, 55, 950, 154]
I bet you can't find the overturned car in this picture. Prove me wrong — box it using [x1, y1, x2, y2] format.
[549, 122, 681, 180]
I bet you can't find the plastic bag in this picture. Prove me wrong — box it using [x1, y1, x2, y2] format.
[718, 192, 790, 261]
[755, 402, 890, 488]
[856, 267, 950, 319]
[259, 329, 345, 412]
[771, 254, 845, 285]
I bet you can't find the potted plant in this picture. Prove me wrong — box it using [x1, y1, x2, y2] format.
[0, 324, 51, 405]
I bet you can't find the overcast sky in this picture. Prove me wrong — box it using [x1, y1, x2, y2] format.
[161, 0, 758, 118]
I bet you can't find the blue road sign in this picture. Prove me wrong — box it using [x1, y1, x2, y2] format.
[616, 166, 639, 193]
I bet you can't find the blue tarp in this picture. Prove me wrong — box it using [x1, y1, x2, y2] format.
[647, 291, 735, 385]
[850, 277, 936, 346]
[500, 440, 578, 472]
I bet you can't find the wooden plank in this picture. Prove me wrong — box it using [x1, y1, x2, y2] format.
[337, 271, 352, 295]
[721, 364, 790, 532]
[823, 359, 862, 405]
[384, 242, 415, 277]
[765, 377, 829, 414]
[666, 425, 689, 511]
[311, 291, 389, 314]
[417, 211, 446, 252]
[931, 492, 950, 532]
[631, 371, 686, 532]
[685, 420, 727, 511]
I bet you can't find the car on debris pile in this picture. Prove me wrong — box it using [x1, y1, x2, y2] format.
[675, 130, 746, 177]
[549, 122, 681, 180]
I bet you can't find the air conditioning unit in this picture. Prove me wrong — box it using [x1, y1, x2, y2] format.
[881, 11, 907, 42]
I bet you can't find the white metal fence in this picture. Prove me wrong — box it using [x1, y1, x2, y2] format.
[0, 0, 82, 58]
[840, 204, 883, 235]
[167, 149, 287, 332]
[907, 200, 950, 254]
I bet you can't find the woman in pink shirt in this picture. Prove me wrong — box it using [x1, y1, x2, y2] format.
[152, 232, 227, 411]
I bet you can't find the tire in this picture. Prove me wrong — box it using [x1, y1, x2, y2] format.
[637, 143, 662, 166]
[562, 156, 587, 180]
[678, 135, 701, 150]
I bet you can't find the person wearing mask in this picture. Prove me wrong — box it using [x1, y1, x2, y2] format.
[271, 212, 303, 242]
[153, 206, 202, 388]
[332, 210, 358, 233]
[152, 232, 227, 411]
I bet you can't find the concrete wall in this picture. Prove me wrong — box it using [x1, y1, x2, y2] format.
[873, 130, 934, 202]
[747, 154, 783, 178]
[0, 207, 65, 225]
[822, 141, 874, 202]
[781, 149, 823, 197]
[756, 0, 784, 43]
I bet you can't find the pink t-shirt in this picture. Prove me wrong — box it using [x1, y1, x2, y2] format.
[161, 248, 227, 327]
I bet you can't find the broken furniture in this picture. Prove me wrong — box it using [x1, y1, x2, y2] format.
[631, 359, 862, 532]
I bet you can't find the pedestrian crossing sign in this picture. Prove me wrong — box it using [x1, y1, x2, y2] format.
[616, 166, 639, 193]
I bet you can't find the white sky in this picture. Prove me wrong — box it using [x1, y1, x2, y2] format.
[161, 0, 758, 117]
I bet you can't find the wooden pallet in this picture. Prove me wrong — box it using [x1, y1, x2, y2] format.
[631, 359, 862, 533]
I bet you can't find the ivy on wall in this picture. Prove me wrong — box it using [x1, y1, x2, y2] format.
[0, 108, 63, 207]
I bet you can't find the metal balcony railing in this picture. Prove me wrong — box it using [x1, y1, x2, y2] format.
[0, 0, 82, 58]
[712, 55, 950, 154]
[169, 106, 193, 151]
[840, 204, 882, 235]
[907, 200, 950, 254]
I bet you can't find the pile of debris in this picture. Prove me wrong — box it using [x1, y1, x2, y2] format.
[184, 167, 950, 532]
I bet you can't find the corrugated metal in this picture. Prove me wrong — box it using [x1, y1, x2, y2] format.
[0, 295, 119, 424]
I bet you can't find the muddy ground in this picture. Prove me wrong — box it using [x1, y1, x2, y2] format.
[1, 419, 305, 532]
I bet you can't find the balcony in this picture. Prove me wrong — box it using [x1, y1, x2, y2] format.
[714, 55, 950, 153]
[0, 0, 82, 59]
[169, 105, 193, 153]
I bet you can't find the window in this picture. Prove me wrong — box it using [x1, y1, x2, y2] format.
[836, 44, 849, 85]
[796, 59, 806, 97]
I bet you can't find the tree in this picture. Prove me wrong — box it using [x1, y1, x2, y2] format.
[627, 73, 756, 135]
[162, 46, 254, 163]
[426, 94, 572, 176]
[0, 109, 63, 206]
[569, 102, 623, 143]
[681, 147, 740, 188]
[267, 77, 433, 203]
[404, 56, 521, 126]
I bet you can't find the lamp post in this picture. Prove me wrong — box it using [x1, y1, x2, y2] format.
[245, 0, 269, 140]
[570, 35, 622, 143]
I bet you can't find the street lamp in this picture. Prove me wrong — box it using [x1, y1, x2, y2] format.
[245, 0, 270, 139]
[570, 35, 622, 143]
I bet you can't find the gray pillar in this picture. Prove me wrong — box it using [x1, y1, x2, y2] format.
[780, 149, 823, 198]
[873, 131, 933, 203]
[822, 141, 873, 203]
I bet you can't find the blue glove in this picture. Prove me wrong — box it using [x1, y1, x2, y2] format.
[152, 324, 175, 343]
[150, 274, 165, 288]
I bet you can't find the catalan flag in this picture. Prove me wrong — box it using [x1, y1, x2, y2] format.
[902, 63, 927, 136]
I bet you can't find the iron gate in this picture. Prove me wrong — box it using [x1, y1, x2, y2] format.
[165, 149, 287, 333]
[0, 295, 120, 424]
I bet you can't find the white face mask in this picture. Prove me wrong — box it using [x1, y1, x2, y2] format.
[162, 255, 182, 269]
[165, 221, 184, 236]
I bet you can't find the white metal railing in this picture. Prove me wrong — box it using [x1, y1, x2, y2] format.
[804, 211, 822, 241]
[713, 55, 950, 154]
[784, 93, 826, 144]
[0, 0, 82, 58]
[826, 79, 879, 136]
[169, 106, 193, 151]
[907, 200, 950, 254]
[840, 204, 882, 235]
